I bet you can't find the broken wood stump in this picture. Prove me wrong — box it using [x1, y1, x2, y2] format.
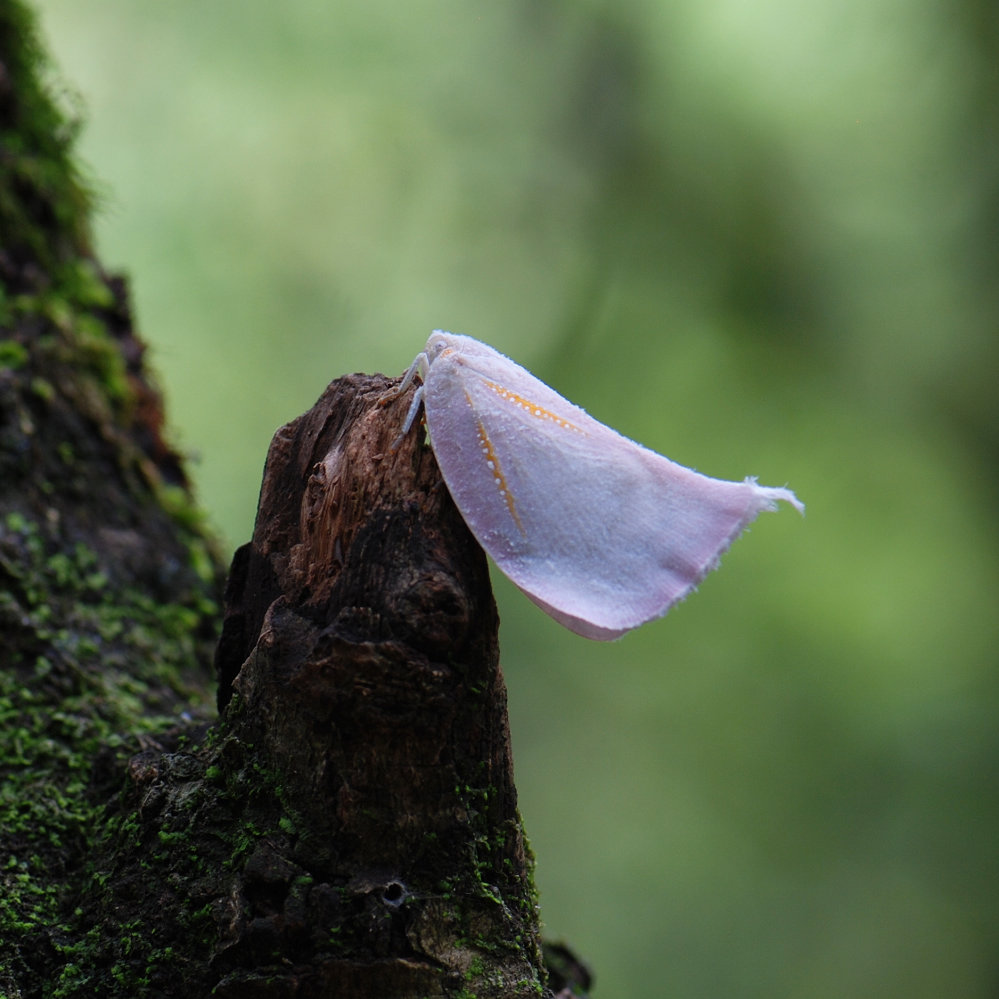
[208, 372, 550, 997]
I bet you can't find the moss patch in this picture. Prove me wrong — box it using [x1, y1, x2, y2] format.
[0, 0, 93, 288]
[1, 2, 228, 991]
[0, 510, 219, 989]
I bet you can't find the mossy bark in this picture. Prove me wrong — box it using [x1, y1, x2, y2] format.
[1, 4, 590, 997]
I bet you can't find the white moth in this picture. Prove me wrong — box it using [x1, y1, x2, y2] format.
[393, 330, 803, 640]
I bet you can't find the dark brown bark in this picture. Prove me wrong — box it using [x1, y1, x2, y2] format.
[204, 373, 548, 996]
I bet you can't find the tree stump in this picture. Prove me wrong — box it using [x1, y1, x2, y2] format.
[202, 373, 547, 997]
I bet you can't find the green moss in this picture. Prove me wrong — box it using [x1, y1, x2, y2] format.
[51, 722, 312, 996]
[0, 1, 94, 281]
[0, 339, 30, 369]
[0, 6, 233, 990]
[0, 511, 219, 988]
[157, 482, 210, 534]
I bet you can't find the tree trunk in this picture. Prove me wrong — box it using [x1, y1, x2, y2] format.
[1, 3, 589, 996]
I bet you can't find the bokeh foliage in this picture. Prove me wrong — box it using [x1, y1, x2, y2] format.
[33, 1, 999, 996]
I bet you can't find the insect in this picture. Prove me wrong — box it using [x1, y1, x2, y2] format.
[391, 331, 803, 639]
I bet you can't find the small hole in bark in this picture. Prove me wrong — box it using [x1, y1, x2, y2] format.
[381, 881, 407, 906]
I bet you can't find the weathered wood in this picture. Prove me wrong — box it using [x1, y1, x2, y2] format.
[207, 374, 548, 996]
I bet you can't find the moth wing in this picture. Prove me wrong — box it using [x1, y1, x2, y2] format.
[422, 339, 800, 639]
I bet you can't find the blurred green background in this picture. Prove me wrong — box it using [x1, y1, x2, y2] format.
[33, 1, 999, 996]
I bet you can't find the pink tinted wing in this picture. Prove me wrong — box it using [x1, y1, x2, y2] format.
[420, 338, 799, 639]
